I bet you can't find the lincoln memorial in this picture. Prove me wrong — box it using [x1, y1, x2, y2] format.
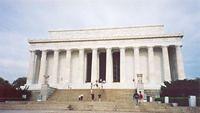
[26, 25, 185, 99]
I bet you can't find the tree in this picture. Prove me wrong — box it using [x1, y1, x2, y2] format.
[160, 78, 200, 97]
[0, 77, 10, 86]
[0, 77, 31, 101]
[12, 77, 27, 88]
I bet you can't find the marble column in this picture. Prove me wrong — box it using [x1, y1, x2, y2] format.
[79, 49, 85, 83]
[52, 50, 59, 85]
[27, 50, 36, 84]
[176, 45, 185, 80]
[134, 47, 140, 84]
[106, 48, 113, 83]
[120, 47, 126, 83]
[38, 50, 47, 85]
[162, 46, 171, 81]
[91, 48, 98, 82]
[147, 46, 154, 83]
[65, 49, 71, 83]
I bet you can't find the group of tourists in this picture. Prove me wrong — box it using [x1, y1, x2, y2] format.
[90, 89, 102, 101]
[78, 89, 102, 101]
[133, 90, 143, 105]
[78, 89, 143, 104]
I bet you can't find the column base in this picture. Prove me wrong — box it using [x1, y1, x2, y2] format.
[40, 84, 49, 101]
[27, 82, 161, 90]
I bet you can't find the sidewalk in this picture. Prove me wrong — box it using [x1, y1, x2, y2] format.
[0, 110, 151, 113]
[1, 107, 200, 113]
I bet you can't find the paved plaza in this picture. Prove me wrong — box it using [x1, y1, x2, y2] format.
[0, 110, 148, 113]
[1, 107, 200, 113]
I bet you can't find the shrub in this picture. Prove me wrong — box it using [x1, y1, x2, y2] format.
[160, 78, 200, 97]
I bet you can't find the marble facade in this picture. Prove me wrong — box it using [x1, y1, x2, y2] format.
[26, 25, 185, 90]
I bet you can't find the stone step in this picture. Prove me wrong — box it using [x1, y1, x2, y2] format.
[0, 101, 175, 112]
[48, 89, 135, 102]
[1, 101, 200, 112]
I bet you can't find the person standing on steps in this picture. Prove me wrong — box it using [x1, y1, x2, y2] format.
[133, 90, 139, 105]
[139, 91, 143, 104]
[90, 89, 95, 101]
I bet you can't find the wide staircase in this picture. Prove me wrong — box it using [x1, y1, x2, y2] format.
[1, 89, 199, 112]
[44, 89, 170, 112]
[48, 89, 134, 102]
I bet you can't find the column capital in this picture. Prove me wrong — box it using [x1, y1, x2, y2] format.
[64, 48, 72, 51]
[29, 50, 37, 53]
[132, 46, 140, 49]
[161, 45, 169, 48]
[175, 45, 182, 48]
[92, 48, 98, 51]
[106, 47, 112, 50]
[79, 48, 85, 50]
[119, 47, 125, 50]
[133, 47, 140, 51]
[41, 49, 48, 53]
[67, 49, 71, 51]
[147, 46, 154, 48]
[148, 47, 154, 51]
[161, 46, 167, 48]
[54, 49, 61, 52]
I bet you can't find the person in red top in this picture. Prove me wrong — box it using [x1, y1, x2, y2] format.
[139, 91, 143, 104]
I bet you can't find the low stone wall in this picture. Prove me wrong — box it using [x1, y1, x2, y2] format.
[144, 89, 160, 98]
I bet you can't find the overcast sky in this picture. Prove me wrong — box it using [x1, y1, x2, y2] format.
[0, 0, 199, 82]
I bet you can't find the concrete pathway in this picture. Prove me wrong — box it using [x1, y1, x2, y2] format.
[0, 110, 148, 113]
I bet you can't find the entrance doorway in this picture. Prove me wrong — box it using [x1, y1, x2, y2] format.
[113, 51, 120, 82]
[99, 52, 106, 82]
[86, 53, 92, 82]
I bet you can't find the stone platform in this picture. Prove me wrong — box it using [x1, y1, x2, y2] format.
[0, 101, 173, 111]
[0, 101, 200, 113]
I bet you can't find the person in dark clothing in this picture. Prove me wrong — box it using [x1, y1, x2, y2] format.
[133, 90, 139, 105]
[91, 89, 95, 101]
[139, 91, 143, 104]
[98, 94, 101, 101]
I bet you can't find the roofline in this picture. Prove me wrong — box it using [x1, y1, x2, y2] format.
[48, 25, 164, 32]
[28, 33, 183, 44]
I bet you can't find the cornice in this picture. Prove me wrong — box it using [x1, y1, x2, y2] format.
[29, 33, 183, 44]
